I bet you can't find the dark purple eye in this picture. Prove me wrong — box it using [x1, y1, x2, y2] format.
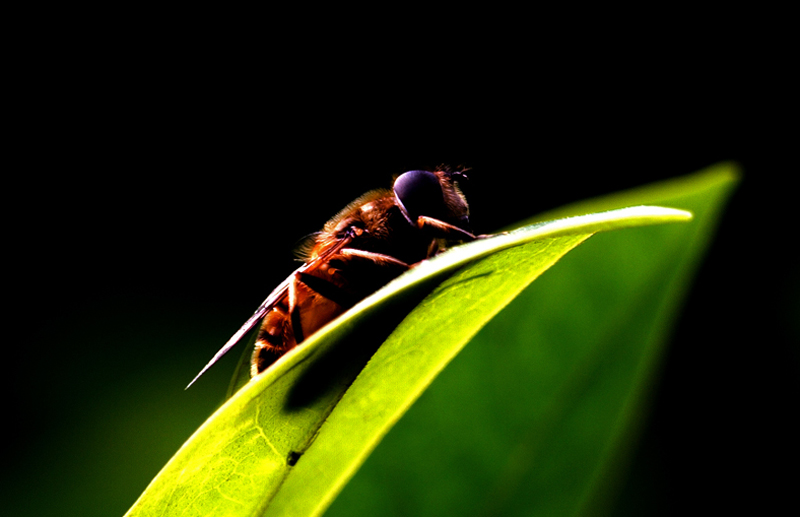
[393, 170, 446, 223]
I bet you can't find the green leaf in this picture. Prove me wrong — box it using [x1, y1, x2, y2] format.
[125, 201, 694, 517]
[324, 162, 740, 517]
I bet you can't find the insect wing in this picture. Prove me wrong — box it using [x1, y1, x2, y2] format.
[185, 275, 293, 389]
[185, 232, 355, 389]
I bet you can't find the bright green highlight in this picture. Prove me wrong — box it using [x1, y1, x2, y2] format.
[126, 163, 737, 517]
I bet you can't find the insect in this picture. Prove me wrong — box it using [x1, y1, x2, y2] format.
[186, 168, 478, 388]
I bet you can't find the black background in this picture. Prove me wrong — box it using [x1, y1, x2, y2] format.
[6, 33, 796, 515]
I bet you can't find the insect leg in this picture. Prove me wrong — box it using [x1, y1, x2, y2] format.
[338, 248, 411, 270]
[251, 248, 412, 377]
[416, 216, 476, 241]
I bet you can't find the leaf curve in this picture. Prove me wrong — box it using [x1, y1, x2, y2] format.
[124, 206, 691, 517]
[324, 162, 740, 517]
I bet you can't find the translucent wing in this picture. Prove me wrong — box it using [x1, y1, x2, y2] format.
[185, 233, 355, 389]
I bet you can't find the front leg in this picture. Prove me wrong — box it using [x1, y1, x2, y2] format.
[416, 215, 476, 241]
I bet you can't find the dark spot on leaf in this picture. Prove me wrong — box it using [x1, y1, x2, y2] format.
[287, 451, 302, 466]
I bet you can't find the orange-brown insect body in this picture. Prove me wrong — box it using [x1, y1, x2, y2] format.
[186, 168, 476, 389]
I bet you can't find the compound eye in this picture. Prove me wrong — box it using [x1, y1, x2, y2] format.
[393, 170, 445, 223]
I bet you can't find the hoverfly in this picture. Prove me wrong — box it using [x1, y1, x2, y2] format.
[186, 168, 477, 388]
